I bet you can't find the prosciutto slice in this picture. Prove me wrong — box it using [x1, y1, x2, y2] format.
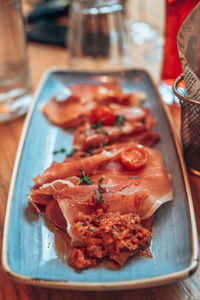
[29, 144, 173, 231]
[28, 177, 80, 213]
[56, 145, 173, 225]
[73, 107, 159, 151]
[33, 147, 122, 186]
[42, 82, 145, 128]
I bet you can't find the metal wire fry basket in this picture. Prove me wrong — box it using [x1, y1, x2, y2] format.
[173, 74, 200, 176]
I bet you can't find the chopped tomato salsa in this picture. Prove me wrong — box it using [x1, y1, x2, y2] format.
[68, 209, 151, 270]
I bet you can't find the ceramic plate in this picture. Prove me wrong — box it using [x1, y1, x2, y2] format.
[2, 68, 198, 291]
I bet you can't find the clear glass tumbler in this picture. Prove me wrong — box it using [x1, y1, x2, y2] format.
[0, 0, 31, 122]
[67, 0, 132, 70]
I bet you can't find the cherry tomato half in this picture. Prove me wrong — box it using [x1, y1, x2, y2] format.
[91, 106, 117, 126]
[120, 144, 148, 170]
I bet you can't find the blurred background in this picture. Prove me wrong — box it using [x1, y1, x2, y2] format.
[22, 0, 165, 83]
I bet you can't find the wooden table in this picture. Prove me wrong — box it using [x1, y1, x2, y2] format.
[0, 42, 200, 300]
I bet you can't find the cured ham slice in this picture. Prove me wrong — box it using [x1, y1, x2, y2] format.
[33, 147, 122, 186]
[42, 95, 94, 128]
[55, 145, 172, 224]
[46, 199, 67, 229]
[28, 177, 80, 212]
[57, 185, 147, 228]
[28, 177, 80, 216]
[42, 82, 145, 128]
[30, 143, 172, 223]
[73, 107, 159, 151]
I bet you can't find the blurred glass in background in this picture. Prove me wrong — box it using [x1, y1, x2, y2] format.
[24, 0, 164, 81]
[0, 0, 31, 122]
[23, 0, 200, 96]
[124, 0, 165, 83]
[67, 0, 132, 70]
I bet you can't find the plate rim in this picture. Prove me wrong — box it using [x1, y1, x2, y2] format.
[2, 66, 199, 291]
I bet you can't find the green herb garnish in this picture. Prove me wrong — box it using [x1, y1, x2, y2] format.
[79, 169, 93, 185]
[114, 115, 126, 127]
[91, 121, 108, 135]
[53, 150, 59, 155]
[98, 183, 106, 193]
[91, 121, 103, 129]
[66, 149, 77, 157]
[96, 192, 104, 203]
[88, 149, 95, 156]
[98, 177, 104, 183]
[128, 176, 140, 179]
[53, 147, 66, 155]
[60, 148, 66, 153]
[85, 130, 90, 136]
[100, 142, 107, 148]
[96, 177, 105, 203]
[96, 128, 108, 134]
[86, 144, 96, 156]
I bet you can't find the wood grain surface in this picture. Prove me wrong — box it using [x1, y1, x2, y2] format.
[0, 41, 200, 300]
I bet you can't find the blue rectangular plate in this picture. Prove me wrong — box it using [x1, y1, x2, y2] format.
[2, 68, 198, 290]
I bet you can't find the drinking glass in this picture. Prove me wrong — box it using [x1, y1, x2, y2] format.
[67, 0, 132, 70]
[0, 0, 31, 122]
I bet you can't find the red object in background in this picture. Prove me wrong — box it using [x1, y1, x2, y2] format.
[161, 0, 200, 85]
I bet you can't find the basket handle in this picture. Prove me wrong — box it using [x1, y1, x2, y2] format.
[172, 74, 200, 106]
